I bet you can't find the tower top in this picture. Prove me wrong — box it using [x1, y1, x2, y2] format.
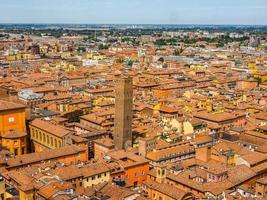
[115, 76, 132, 81]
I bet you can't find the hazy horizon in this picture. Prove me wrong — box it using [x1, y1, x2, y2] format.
[0, 0, 267, 25]
[0, 23, 267, 26]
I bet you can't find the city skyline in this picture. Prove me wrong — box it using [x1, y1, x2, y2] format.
[1, 0, 267, 25]
[0, 1, 267, 199]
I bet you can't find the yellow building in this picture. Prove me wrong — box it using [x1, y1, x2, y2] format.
[216, 53, 228, 59]
[29, 119, 72, 152]
[82, 170, 110, 188]
[248, 62, 256, 69]
[253, 71, 267, 83]
[92, 97, 114, 111]
[4, 186, 34, 200]
[84, 53, 94, 59]
[6, 55, 16, 61]
[83, 53, 105, 60]
[189, 64, 207, 70]
[6, 53, 32, 61]
[92, 54, 105, 60]
[153, 103, 161, 115]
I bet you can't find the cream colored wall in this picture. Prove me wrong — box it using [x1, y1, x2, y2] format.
[83, 172, 110, 188]
[30, 126, 63, 152]
[183, 121, 194, 134]
[161, 118, 194, 135]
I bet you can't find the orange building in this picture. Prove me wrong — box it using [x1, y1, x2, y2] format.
[142, 179, 195, 200]
[1, 130, 27, 155]
[0, 100, 26, 136]
[0, 100, 27, 154]
[154, 89, 171, 99]
[237, 79, 258, 91]
[107, 150, 150, 187]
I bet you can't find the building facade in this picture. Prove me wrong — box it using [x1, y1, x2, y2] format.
[114, 77, 133, 150]
[0, 100, 26, 137]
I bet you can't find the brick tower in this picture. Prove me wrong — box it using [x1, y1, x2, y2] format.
[114, 77, 133, 150]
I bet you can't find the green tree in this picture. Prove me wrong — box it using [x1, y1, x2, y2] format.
[154, 39, 167, 46]
[127, 60, 134, 67]
[77, 46, 86, 52]
[98, 44, 109, 50]
[162, 63, 168, 68]
[158, 57, 164, 63]
[68, 110, 83, 123]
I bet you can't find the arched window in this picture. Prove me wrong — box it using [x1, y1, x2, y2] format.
[47, 135, 49, 145]
[58, 141, 62, 147]
[51, 137, 53, 146]
[43, 133, 46, 142]
[54, 139, 57, 148]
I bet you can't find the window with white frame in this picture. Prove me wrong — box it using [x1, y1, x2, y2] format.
[8, 117, 15, 123]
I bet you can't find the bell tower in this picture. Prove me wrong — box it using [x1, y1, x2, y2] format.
[114, 77, 133, 150]
[156, 164, 167, 183]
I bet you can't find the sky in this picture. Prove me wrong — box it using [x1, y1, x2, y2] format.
[0, 0, 267, 25]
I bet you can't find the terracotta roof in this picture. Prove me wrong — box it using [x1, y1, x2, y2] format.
[80, 113, 106, 125]
[143, 179, 189, 199]
[194, 111, 246, 123]
[107, 150, 149, 168]
[94, 137, 114, 148]
[167, 164, 256, 196]
[255, 112, 267, 121]
[0, 100, 25, 112]
[244, 131, 267, 140]
[6, 145, 86, 168]
[37, 182, 73, 199]
[256, 144, 267, 154]
[81, 182, 137, 199]
[2, 130, 27, 139]
[256, 176, 267, 185]
[192, 135, 212, 144]
[30, 119, 72, 138]
[51, 163, 109, 181]
[146, 143, 195, 162]
[228, 165, 257, 185]
[241, 151, 267, 166]
[251, 162, 267, 174]
[212, 140, 251, 156]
